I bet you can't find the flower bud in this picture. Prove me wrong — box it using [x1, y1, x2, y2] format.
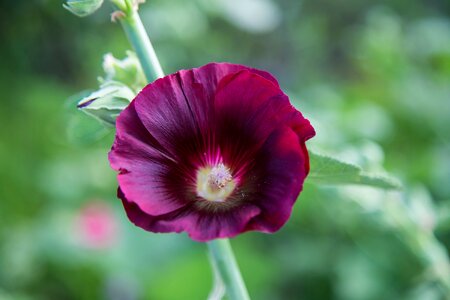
[63, 0, 104, 17]
[77, 82, 135, 126]
[100, 51, 146, 92]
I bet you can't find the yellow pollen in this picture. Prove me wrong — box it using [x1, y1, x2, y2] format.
[196, 163, 235, 202]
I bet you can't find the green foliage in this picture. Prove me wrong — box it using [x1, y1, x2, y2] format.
[99, 51, 147, 93]
[77, 82, 134, 126]
[308, 151, 401, 189]
[75, 51, 145, 126]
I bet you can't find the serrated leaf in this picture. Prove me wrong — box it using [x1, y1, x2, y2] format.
[308, 151, 401, 190]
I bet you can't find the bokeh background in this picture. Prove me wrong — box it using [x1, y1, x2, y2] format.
[1, 0, 450, 299]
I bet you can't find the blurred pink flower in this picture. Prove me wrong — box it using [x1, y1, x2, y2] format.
[76, 201, 118, 249]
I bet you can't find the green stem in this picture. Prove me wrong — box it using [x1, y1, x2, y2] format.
[208, 239, 250, 300]
[118, 4, 164, 82]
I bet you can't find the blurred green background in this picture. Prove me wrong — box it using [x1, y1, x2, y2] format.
[1, 0, 450, 299]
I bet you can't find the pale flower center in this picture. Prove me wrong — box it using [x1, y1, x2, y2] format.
[196, 163, 236, 202]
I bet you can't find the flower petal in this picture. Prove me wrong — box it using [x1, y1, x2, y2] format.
[118, 126, 308, 240]
[213, 70, 314, 177]
[132, 63, 280, 166]
[242, 126, 308, 232]
[109, 102, 187, 215]
[187, 62, 280, 101]
[120, 191, 261, 242]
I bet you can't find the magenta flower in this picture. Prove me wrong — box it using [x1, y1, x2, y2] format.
[109, 62, 315, 242]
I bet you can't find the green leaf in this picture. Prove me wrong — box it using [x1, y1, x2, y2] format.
[65, 90, 113, 145]
[63, 0, 104, 17]
[308, 151, 401, 190]
[77, 81, 135, 126]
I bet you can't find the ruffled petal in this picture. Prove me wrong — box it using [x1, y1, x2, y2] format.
[213, 70, 313, 178]
[133, 74, 205, 163]
[118, 126, 308, 240]
[109, 102, 187, 215]
[132, 63, 280, 167]
[188, 62, 280, 101]
[242, 126, 308, 232]
[120, 190, 261, 242]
